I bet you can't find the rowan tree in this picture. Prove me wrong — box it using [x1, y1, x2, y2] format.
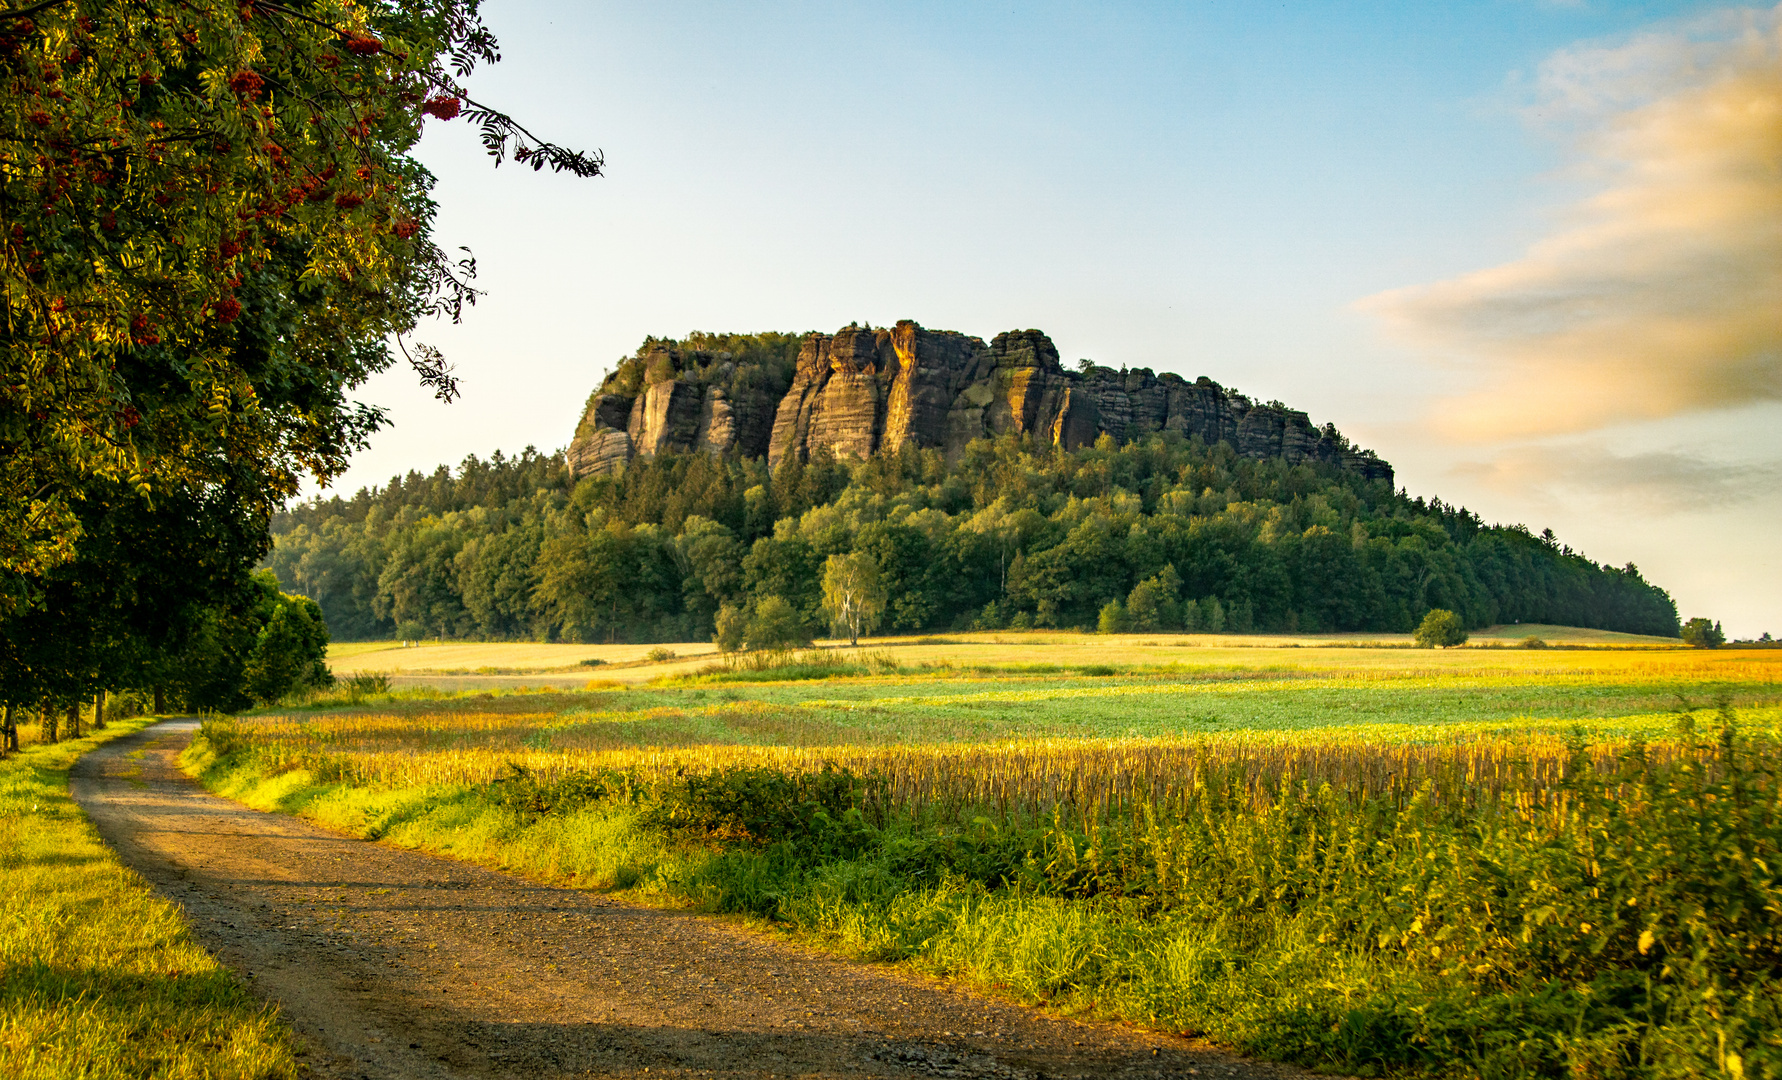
[0, 0, 600, 610]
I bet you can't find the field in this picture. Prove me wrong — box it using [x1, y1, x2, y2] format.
[195, 637, 1782, 1079]
[0, 718, 297, 1079]
[324, 625, 1693, 689]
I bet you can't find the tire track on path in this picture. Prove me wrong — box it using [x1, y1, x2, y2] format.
[72, 720, 1317, 1080]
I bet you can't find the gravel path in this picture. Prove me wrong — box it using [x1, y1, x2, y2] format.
[72, 720, 1321, 1080]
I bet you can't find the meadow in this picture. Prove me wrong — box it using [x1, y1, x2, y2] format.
[191, 640, 1782, 1079]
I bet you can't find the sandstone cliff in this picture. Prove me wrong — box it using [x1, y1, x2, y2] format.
[568, 322, 1392, 485]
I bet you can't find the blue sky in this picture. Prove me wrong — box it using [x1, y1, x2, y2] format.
[333, 1, 1781, 635]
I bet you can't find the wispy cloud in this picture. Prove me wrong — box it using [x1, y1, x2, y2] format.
[1450, 441, 1782, 513]
[1362, 6, 1782, 441]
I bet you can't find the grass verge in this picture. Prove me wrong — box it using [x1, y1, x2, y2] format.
[1, 718, 296, 1079]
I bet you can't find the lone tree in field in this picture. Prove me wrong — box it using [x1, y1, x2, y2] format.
[821, 554, 885, 647]
[1681, 617, 1725, 649]
[1414, 608, 1468, 648]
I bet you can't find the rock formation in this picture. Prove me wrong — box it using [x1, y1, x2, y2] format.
[568, 321, 1393, 486]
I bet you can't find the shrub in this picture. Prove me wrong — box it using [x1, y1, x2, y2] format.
[642, 764, 868, 849]
[344, 672, 391, 701]
[1097, 600, 1128, 634]
[747, 595, 810, 651]
[1413, 608, 1467, 648]
[1521, 635, 1547, 649]
[644, 647, 678, 663]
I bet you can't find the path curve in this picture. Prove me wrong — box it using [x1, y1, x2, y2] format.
[72, 720, 1314, 1080]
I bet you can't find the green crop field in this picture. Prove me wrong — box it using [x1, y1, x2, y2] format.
[194, 640, 1782, 1079]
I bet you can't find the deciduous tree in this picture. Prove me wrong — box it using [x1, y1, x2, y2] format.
[1414, 608, 1468, 649]
[1681, 617, 1724, 649]
[821, 552, 884, 647]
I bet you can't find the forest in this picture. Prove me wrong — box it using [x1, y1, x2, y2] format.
[268, 432, 1680, 643]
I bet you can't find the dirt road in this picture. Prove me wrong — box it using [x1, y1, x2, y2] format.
[72, 720, 1316, 1080]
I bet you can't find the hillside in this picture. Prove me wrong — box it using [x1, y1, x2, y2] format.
[270, 342, 1680, 641]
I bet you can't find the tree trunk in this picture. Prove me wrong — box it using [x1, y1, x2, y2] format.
[93, 689, 107, 730]
[67, 702, 82, 740]
[45, 708, 58, 743]
[1, 704, 12, 756]
[154, 684, 166, 715]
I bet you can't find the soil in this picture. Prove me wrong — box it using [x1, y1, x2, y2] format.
[72, 720, 1324, 1080]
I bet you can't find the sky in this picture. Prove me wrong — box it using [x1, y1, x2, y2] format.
[328, 0, 1781, 637]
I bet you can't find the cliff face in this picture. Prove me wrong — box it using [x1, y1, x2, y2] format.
[568, 321, 1392, 485]
[563, 335, 793, 479]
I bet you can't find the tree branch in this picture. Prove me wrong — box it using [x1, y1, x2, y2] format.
[0, 0, 75, 21]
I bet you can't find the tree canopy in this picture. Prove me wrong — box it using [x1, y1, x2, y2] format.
[268, 435, 1682, 644]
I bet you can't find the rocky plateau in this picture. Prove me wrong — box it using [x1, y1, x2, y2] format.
[567, 321, 1392, 485]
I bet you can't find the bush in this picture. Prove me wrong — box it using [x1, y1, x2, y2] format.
[1413, 608, 1467, 648]
[644, 647, 678, 662]
[642, 764, 867, 849]
[344, 672, 391, 701]
[1097, 600, 1128, 634]
[746, 595, 810, 651]
[1520, 635, 1547, 649]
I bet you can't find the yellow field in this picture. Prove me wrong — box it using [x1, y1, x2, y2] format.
[325, 624, 1694, 686]
[325, 639, 720, 676]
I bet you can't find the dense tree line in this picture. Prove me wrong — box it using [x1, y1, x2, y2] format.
[268, 435, 1681, 643]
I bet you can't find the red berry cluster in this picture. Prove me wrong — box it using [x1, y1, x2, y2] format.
[342, 34, 383, 56]
[421, 96, 461, 121]
[228, 70, 265, 98]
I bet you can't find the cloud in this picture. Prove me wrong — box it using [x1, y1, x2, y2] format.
[1361, 7, 1782, 441]
[1450, 441, 1782, 513]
